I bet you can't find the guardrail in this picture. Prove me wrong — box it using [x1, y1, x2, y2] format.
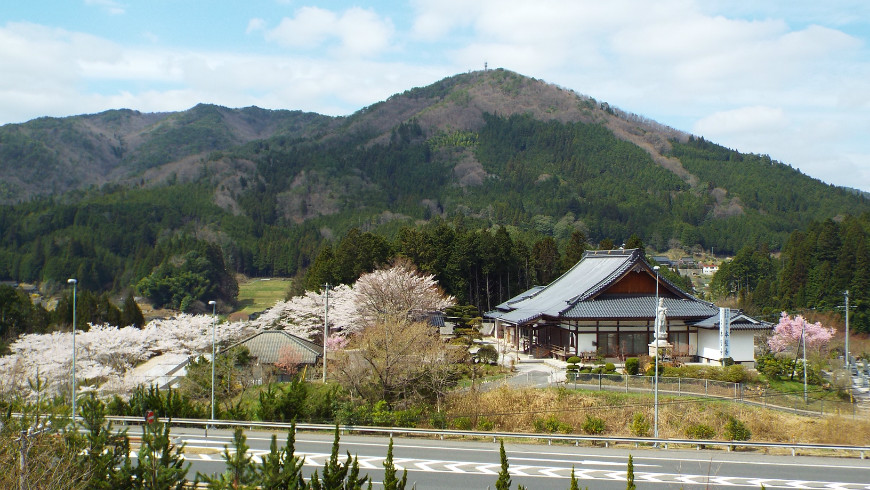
[105, 416, 870, 459]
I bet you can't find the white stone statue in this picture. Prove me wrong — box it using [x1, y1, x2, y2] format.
[655, 297, 667, 340]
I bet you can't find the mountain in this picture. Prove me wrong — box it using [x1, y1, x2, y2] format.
[0, 69, 867, 294]
[0, 105, 332, 202]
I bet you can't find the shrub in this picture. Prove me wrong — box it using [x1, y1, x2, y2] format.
[723, 365, 748, 383]
[624, 358, 639, 375]
[645, 363, 665, 376]
[393, 407, 423, 428]
[452, 417, 473, 430]
[477, 417, 495, 431]
[476, 344, 499, 364]
[533, 414, 573, 434]
[724, 416, 751, 441]
[629, 412, 650, 437]
[430, 411, 447, 429]
[566, 356, 582, 365]
[581, 415, 606, 435]
[604, 362, 616, 373]
[685, 423, 716, 440]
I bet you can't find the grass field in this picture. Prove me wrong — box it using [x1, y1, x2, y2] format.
[236, 277, 291, 316]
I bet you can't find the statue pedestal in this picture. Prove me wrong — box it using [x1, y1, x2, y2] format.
[648, 339, 672, 357]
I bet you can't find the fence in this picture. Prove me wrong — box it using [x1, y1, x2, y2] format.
[545, 373, 861, 417]
[103, 416, 870, 459]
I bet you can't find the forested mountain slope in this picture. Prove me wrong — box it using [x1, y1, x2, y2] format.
[0, 69, 867, 302]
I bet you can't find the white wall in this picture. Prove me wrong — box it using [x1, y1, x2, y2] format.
[577, 333, 596, 353]
[697, 329, 757, 364]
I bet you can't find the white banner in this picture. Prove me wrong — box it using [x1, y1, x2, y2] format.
[719, 307, 731, 360]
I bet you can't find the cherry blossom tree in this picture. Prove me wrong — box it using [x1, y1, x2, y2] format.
[768, 312, 835, 354]
[0, 314, 250, 399]
[352, 259, 455, 327]
[248, 284, 357, 340]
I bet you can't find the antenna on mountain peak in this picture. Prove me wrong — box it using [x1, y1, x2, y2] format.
[484, 61, 488, 71]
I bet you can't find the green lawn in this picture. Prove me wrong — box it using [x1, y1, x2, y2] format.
[236, 278, 291, 316]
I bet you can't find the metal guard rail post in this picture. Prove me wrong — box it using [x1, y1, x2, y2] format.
[104, 416, 870, 459]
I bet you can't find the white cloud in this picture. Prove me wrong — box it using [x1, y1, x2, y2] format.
[246, 18, 266, 34]
[84, 0, 125, 15]
[3, 1, 870, 191]
[265, 6, 394, 57]
[694, 106, 787, 136]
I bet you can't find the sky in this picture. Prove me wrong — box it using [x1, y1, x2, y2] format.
[2, 1, 870, 191]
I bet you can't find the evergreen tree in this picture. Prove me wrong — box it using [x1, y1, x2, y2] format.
[496, 440, 511, 490]
[195, 428, 258, 489]
[625, 234, 645, 257]
[75, 393, 134, 489]
[626, 455, 636, 490]
[561, 230, 588, 272]
[569, 466, 579, 490]
[121, 292, 145, 328]
[309, 425, 368, 490]
[382, 437, 408, 490]
[258, 425, 306, 489]
[133, 419, 189, 489]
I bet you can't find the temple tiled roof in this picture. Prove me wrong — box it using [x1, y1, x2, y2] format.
[560, 295, 719, 320]
[486, 249, 719, 326]
[692, 311, 773, 331]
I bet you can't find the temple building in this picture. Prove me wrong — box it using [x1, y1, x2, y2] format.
[485, 249, 771, 365]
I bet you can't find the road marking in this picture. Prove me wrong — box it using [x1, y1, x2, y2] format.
[169, 447, 870, 488]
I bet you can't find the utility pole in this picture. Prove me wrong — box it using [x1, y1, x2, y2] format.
[323, 283, 329, 383]
[653, 266, 660, 439]
[208, 300, 217, 431]
[67, 278, 77, 424]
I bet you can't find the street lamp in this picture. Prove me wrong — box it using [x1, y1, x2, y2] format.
[652, 266, 660, 439]
[801, 319, 807, 403]
[208, 300, 217, 427]
[323, 284, 329, 383]
[844, 290, 850, 370]
[67, 278, 77, 423]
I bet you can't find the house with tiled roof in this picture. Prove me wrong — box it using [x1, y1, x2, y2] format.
[222, 330, 322, 380]
[485, 249, 771, 365]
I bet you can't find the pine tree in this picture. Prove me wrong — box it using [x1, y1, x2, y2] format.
[626, 454, 636, 490]
[134, 419, 189, 489]
[309, 425, 368, 490]
[75, 393, 134, 489]
[196, 428, 258, 489]
[496, 440, 511, 490]
[382, 437, 407, 490]
[259, 425, 305, 489]
[569, 465, 579, 490]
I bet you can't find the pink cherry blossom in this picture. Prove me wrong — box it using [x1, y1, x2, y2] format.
[768, 311, 835, 353]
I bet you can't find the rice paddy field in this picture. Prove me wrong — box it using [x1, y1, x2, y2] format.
[235, 277, 292, 316]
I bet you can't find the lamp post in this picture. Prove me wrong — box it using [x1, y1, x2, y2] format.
[208, 300, 217, 427]
[802, 319, 807, 404]
[67, 278, 77, 423]
[323, 284, 329, 383]
[652, 266, 660, 439]
[844, 290, 850, 370]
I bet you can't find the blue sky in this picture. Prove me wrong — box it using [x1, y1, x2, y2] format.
[3, 1, 870, 191]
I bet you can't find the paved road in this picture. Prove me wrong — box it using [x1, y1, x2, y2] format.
[148, 427, 870, 489]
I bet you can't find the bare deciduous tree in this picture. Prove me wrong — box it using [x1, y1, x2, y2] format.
[332, 318, 457, 407]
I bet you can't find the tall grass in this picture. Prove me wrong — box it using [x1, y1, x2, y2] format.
[443, 386, 870, 445]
